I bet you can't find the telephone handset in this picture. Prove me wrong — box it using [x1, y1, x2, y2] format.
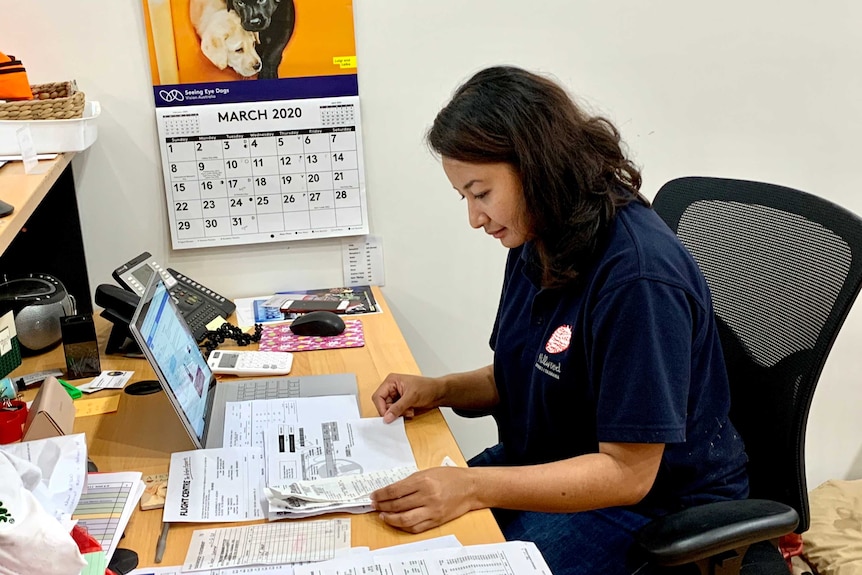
[111, 252, 177, 296]
[97, 252, 236, 354]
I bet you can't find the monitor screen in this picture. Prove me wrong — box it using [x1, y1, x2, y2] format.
[133, 278, 212, 444]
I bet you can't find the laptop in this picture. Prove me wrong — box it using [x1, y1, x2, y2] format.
[128, 276, 358, 449]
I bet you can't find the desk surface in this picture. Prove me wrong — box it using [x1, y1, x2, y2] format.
[12, 287, 503, 566]
[0, 154, 74, 254]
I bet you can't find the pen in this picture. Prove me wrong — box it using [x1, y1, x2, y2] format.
[155, 521, 170, 563]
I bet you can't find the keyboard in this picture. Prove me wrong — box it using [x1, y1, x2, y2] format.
[183, 301, 225, 342]
[234, 377, 301, 401]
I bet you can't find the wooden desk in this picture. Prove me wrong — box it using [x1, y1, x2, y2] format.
[12, 288, 504, 566]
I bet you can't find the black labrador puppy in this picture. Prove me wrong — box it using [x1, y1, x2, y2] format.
[227, 0, 296, 79]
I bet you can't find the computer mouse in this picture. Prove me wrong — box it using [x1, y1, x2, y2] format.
[289, 310, 346, 337]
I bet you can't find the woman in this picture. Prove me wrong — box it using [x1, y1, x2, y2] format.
[370, 66, 748, 575]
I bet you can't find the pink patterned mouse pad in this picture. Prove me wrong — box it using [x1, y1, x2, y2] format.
[259, 320, 365, 352]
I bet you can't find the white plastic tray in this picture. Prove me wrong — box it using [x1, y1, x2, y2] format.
[0, 101, 100, 155]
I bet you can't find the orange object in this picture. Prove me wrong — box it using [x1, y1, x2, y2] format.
[0, 52, 33, 100]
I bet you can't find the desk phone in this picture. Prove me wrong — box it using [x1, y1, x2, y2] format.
[109, 251, 235, 342]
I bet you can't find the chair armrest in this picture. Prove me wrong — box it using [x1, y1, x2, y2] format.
[451, 407, 495, 418]
[635, 499, 799, 566]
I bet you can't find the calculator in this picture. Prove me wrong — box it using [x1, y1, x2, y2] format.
[206, 350, 294, 376]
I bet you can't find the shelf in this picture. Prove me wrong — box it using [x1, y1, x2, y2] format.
[0, 153, 75, 255]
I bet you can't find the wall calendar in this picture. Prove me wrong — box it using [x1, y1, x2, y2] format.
[156, 97, 367, 248]
[141, 0, 365, 249]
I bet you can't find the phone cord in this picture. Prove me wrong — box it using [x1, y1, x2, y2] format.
[199, 322, 263, 356]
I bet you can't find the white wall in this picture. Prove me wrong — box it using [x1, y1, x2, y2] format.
[3, 1, 861, 489]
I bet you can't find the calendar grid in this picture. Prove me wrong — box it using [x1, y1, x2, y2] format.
[156, 97, 368, 249]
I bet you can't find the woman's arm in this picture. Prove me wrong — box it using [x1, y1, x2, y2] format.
[371, 441, 664, 533]
[372, 365, 499, 422]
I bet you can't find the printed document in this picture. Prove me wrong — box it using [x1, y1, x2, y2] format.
[126, 536, 462, 575]
[183, 519, 351, 571]
[163, 447, 265, 522]
[223, 395, 360, 448]
[260, 415, 417, 519]
[73, 471, 145, 563]
[264, 465, 417, 520]
[292, 540, 551, 575]
[263, 416, 416, 486]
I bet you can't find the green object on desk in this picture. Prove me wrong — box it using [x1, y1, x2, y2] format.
[57, 378, 82, 399]
[80, 551, 107, 575]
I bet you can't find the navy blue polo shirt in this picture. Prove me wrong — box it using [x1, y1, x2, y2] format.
[490, 200, 748, 514]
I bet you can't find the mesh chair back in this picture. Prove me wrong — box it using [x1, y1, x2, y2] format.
[652, 177, 862, 533]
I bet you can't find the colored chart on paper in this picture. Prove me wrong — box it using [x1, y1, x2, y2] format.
[72, 472, 144, 561]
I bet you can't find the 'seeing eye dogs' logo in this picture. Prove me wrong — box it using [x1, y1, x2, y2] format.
[159, 89, 185, 103]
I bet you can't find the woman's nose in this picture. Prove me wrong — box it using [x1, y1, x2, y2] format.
[468, 201, 487, 229]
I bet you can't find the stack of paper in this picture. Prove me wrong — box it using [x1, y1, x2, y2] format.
[166, 395, 419, 523]
[258, 412, 418, 520]
[183, 519, 351, 571]
[73, 471, 146, 562]
[293, 540, 554, 575]
[265, 464, 417, 518]
[124, 534, 463, 575]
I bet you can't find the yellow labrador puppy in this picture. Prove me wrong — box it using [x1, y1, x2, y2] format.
[190, 0, 261, 77]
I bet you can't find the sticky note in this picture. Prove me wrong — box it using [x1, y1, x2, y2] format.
[332, 56, 357, 69]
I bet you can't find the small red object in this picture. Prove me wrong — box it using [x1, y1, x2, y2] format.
[70, 524, 103, 554]
[0, 400, 27, 444]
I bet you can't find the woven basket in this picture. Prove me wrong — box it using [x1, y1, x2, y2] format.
[0, 81, 85, 121]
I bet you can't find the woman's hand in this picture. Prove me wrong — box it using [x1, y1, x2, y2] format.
[371, 373, 443, 423]
[370, 467, 478, 533]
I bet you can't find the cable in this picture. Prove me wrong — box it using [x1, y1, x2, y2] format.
[199, 322, 263, 357]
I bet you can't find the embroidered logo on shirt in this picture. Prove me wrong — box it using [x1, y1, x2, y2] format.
[535, 353, 562, 379]
[545, 324, 572, 354]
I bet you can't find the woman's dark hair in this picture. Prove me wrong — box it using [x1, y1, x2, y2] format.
[427, 66, 646, 288]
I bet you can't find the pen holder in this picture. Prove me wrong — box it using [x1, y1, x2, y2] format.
[0, 399, 27, 443]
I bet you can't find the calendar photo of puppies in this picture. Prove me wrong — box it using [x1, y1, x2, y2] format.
[142, 0, 357, 85]
[226, 0, 295, 79]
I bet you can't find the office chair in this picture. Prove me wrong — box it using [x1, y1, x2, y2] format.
[635, 177, 862, 575]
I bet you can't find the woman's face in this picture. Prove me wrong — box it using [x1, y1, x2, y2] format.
[442, 158, 531, 248]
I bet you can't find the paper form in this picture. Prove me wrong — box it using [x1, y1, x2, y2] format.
[264, 417, 416, 487]
[127, 548, 377, 575]
[264, 465, 416, 520]
[341, 235, 385, 287]
[268, 465, 417, 506]
[183, 519, 351, 571]
[0, 433, 88, 521]
[293, 540, 549, 575]
[223, 395, 361, 448]
[80, 552, 108, 575]
[128, 566, 294, 575]
[163, 447, 265, 522]
[374, 541, 552, 575]
[129, 537, 465, 575]
[73, 471, 146, 562]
